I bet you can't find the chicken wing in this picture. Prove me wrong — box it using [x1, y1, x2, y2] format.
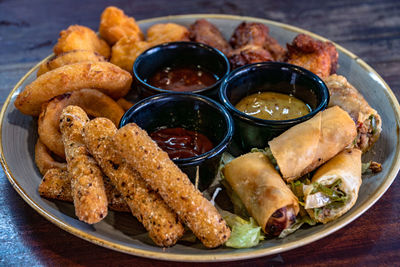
[189, 19, 231, 55]
[286, 34, 338, 78]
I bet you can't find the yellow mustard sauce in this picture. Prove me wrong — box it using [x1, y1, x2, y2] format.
[235, 92, 311, 120]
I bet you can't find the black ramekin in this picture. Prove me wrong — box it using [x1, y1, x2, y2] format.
[119, 92, 234, 191]
[133, 41, 230, 100]
[219, 62, 329, 151]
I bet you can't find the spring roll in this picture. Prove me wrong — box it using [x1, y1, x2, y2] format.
[268, 106, 357, 182]
[83, 118, 184, 247]
[113, 123, 231, 248]
[303, 148, 362, 223]
[38, 168, 130, 212]
[223, 152, 299, 236]
[60, 105, 108, 224]
[324, 74, 382, 152]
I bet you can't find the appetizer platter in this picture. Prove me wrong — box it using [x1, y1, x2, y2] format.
[1, 10, 400, 262]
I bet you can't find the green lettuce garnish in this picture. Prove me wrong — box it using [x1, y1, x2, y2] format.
[311, 179, 348, 204]
[220, 210, 264, 248]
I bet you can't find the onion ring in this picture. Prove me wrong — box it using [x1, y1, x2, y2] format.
[15, 61, 132, 116]
[37, 50, 106, 77]
[38, 89, 125, 158]
[35, 139, 67, 175]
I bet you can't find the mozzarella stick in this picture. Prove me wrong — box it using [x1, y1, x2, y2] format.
[38, 168, 129, 212]
[60, 105, 108, 224]
[83, 118, 184, 247]
[113, 123, 231, 248]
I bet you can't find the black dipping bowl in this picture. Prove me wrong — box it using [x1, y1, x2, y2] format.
[119, 93, 234, 191]
[219, 62, 329, 151]
[133, 42, 230, 100]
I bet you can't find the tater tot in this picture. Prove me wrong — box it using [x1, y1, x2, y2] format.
[113, 123, 231, 248]
[83, 118, 184, 246]
[99, 6, 144, 45]
[54, 25, 110, 58]
[60, 106, 108, 224]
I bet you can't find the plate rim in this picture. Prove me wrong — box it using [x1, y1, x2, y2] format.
[1, 13, 400, 262]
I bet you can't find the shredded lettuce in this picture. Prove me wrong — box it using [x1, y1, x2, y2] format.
[220, 210, 264, 248]
[362, 161, 371, 174]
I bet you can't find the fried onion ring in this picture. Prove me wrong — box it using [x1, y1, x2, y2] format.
[15, 61, 132, 116]
[35, 139, 67, 175]
[38, 89, 125, 158]
[37, 50, 106, 77]
[53, 25, 110, 58]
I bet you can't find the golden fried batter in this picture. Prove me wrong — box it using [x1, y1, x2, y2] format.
[113, 123, 231, 248]
[84, 118, 184, 247]
[38, 168, 130, 212]
[38, 89, 125, 158]
[60, 106, 108, 224]
[146, 23, 189, 45]
[99, 6, 144, 45]
[37, 50, 106, 77]
[110, 38, 151, 72]
[53, 25, 111, 59]
[286, 34, 338, 78]
[35, 139, 66, 175]
[15, 61, 132, 116]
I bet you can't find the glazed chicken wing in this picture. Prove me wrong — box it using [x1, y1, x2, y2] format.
[286, 34, 338, 78]
[189, 19, 231, 55]
[228, 45, 273, 69]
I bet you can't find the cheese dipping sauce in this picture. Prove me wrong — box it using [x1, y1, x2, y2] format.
[235, 92, 311, 120]
[147, 65, 217, 92]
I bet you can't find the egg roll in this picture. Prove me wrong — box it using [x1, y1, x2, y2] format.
[324, 74, 382, 152]
[268, 106, 357, 182]
[303, 148, 362, 224]
[223, 152, 299, 236]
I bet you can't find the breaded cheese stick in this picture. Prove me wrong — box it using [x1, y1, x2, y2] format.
[38, 168, 130, 212]
[113, 123, 231, 248]
[83, 118, 184, 246]
[60, 105, 108, 224]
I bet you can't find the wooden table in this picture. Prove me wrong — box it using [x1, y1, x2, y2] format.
[1, 0, 399, 265]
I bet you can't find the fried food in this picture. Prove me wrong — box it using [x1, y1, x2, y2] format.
[110, 38, 152, 72]
[117, 98, 134, 111]
[38, 89, 125, 158]
[53, 25, 110, 59]
[228, 22, 285, 68]
[35, 139, 66, 175]
[324, 74, 382, 152]
[38, 168, 129, 212]
[223, 152, 299, 236]
[286, 34, 338, 78]
[228, 44, 273, 69]
[84, 118, 184, 246]
[60, 105, 108, 224]
[229, 22, 286, 61]
[113, 123, 230, 248]
[146, 23, 190, 45]
[268, 106, 357, 182]
[37, 50, 106, 77]
[99, 6, 144, 45]
[189, 19, 231, 55]
[15, 61, 132, 116]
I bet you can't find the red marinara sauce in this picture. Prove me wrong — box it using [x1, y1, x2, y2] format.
[147, 65, 217, 92]
[150, 127, 214, 160]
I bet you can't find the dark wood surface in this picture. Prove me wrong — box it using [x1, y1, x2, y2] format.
[1, 0, 399, 266]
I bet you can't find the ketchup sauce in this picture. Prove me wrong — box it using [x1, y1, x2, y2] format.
[150, 127, 214, 160]
[147, 65, 217, 92]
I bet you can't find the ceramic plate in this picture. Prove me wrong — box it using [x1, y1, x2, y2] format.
[1, 14, 399, 262]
